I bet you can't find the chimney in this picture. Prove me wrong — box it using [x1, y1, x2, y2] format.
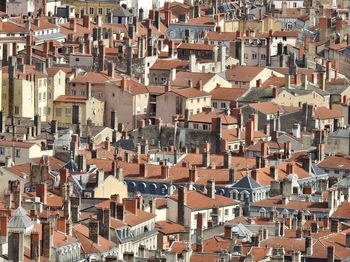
[346, 233, 350, 248]
[161, 163, 170, 179]
[229, 168, 236, 184]
[104, 137, 110, 151]
[286, 163, 294, 174]
[196, 213, 204, 252]
[123, 198, 138, 215]
[317, 144, 325, 162]
[116, 204, 125, 221]
[331, 220, 339, 233]
[207, 180, 216, 199]
[96, 170, 104, 187]
[98, 40, 105, 72]
[41, 222, 52, 258]
[245, 119, 254, 145]
[202, 144, 210, 167]
[34, 114, 41, 136]
[140, 163, 148, 178]
[327, 246, 334, 262]
[224, 225, 232, 239]
[77, 154, 86, 172]
[57, 217, 66, 233]
[223, 150, 231, 169]
[70, 18, 76, 32]
[36, 183, 47, 205]
[30, 231, 40, 260]
[108, 61, 115, 78]
[177, 186, 187, 225]
[305, 236, 313, 256]
[165, 10, 172, 27]
[0, 215, 8, 241]
[83, 15, 91, 30]
[88, 220, 99, 244]
[26, 34, 33, 64]
[319, 72, 326, 91]
[270, 166, 278, 180]
[284, 141, 291, 158]
[86, 82, 92, 100]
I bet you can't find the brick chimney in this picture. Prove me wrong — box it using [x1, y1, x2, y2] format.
[123, 198, 138, 215]
[286, 162, 294, 174]
[270, 166, 278, 180]
[224, 224, 232, 239]
[41, 222, 52, 258]
[88, 220, 99, 244]
[207, 179, 216, 199]
[327, 246, 334, 262]
[116, 204, 125, 221]
[69, 18, 76, 32]
[196, 212, 204, 252]
[0, 215, 8, 242]
[83, 16, 91, 30]
[140, 163, 148, 178]
[36, 183, 47, 205]
[161, 163, 170, 179]
[223, 150, 231, 169]
[177, 186, 187, 225]
[245, 119, 254, 145]
[30, 231, 40, 260]
[189, 165, 198, 182]
[57, 217, 66, 233]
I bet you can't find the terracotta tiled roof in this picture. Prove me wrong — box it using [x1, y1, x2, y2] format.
[246, 140, 282, 152]
[71, 71, 118, 84]
[0, 140, 37, 148]
[188, 110, 238, 125]
[248, 101, 300, 115]
[170, 190, 239, 210]
[170, 241, 188, 254]
[251, 195, 329, 211]
[54, 95, 88, 103]
[171, 71, 215, 87]
[272, 30, 298, 37]
[225, 66, 265, 82]
[190, 253, 220, 262]
[150, 59, 189, 70]
[205, 31, 237, 41]
[179, 16, 215, 26]
[210, 87, 247, 101]
[318, 156, 350, 171]
[178, 42, 214, 51]
[331, 202, 350, 219]
[156, 220, 186, 234]
[171, 88, 210, 98]
[95, 199, 156, 226]
[0, 21, 27, 33]
[314, 106, 343, 120]
[73, 224, 116, 254]
[237, 162, 313, 187]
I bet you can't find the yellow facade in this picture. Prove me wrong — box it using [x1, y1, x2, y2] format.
[62, 0, 119, 21]
[93, 175, 128, 199]
[274, 89, 330, 108]
[53, 97, 104, 126]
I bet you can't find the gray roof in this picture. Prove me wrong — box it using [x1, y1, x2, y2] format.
[112, 7, 132, 17]
[232, 223, 253, 238]
[325, 85, 348, 95]
[8, 207, 33, 230]
[328, 128, 350, 138]
[233, 175, 261, 189]
[237, 87, 274, 102]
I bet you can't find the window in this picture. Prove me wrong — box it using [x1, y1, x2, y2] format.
[225, 209, 229, 216]
[89, 7, 94, 15]
[244, 53, 248, 59]
[137, 106, 141, 114]
[283, 37, 287, 41]
[39, 93, 42, 101]
[293, 2, 297, 7]
[106, 8, 111, 14]
[197, 98, 200, 102]
[196, 109, 200, 113]
[221, 102, 226, 108]
[193, 124, 199, 129]
[47, 107, 51, 115]
[65, 108, 72, 116]
[80, 91, 85, 96]
[98, 7, 103, 15]
[75, 58, 80, 62]
[0, 147, 4, 155]
[15, 149, 20, 158]
[261, 54, 266, 60]
[190, 99, 193, 103]
[252, 53, 257, 59]
[213, 102, 217, 108]
[14, 106, 19, 114]
[143, 106, 147, 113]
[56, 108, 62, 117]
[203, 124, 209, 130]
[43, 92, 46, 100]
